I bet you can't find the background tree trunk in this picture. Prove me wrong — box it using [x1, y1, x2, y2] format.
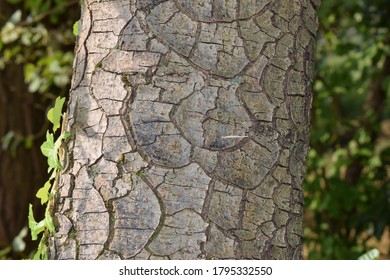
[0, 0, 47, 255]
[49, 0, 320, 259]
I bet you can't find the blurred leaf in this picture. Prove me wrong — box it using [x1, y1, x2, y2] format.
[24, 135, 33, 149]
[73, 20, 79, 36]
[9, 9, 21, 24]
[0, 246, 12, 259]
[28, 77, 42, 93]
[358, 248, 380, 260]
[11, 227, 28, 253]
[1, 22, 21, 44]
[1, 131, 15, 151]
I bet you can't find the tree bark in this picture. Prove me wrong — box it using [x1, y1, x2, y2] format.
[49, 0, 320, 259]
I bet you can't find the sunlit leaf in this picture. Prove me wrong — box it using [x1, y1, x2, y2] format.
[40, 131, 62, 172]
[36, 180, 52, 205]
[47, 96, 66, 132]
[28, 204, 45, 241]
[73, 20, 79, 36]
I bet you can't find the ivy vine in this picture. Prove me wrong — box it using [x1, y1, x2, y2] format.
[28, 96, 69, 259]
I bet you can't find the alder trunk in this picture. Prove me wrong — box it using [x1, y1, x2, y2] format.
[49, 0, 320, 259]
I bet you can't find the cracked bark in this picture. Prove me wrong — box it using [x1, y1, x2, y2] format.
[49, 0, 320, 260]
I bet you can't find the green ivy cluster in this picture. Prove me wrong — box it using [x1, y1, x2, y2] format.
[28, 97, 69, 259]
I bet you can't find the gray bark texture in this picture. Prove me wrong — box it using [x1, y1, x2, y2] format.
[49, 0, 320, 259]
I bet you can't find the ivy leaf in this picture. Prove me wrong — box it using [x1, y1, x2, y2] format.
[40, 131, 60, 172]
[28, 204, 45, 241]
[33, 237, 48, 260]
[40, 131, 54, 159]
[47, 96, 65, 133]
[72, 20, 79, 36]
[36, 180, 52, 205]
[40, 129, 71, 173]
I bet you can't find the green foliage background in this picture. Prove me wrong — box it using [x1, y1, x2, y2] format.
[0, 0, 76, 97]
[305, 0, 390, 259]
[0, 0, 389, 259]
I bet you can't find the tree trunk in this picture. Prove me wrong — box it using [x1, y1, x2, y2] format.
[49, 0, 320, 260]
[0, 0, 47, 254]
